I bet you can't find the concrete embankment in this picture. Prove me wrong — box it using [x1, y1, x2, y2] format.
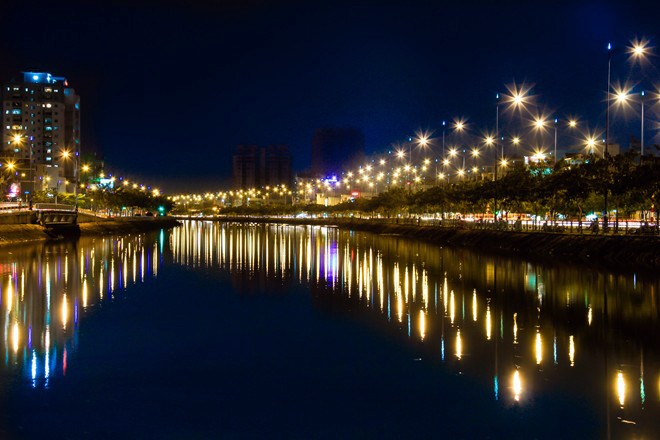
[78, 217, 181, 236]
[209, 216, 660, 270]
[0, 216, 181, 247]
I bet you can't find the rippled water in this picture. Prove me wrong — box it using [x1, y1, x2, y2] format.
[0, 221, 658, 438]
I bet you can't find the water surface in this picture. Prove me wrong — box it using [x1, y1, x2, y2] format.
[0, 221, 658, 438]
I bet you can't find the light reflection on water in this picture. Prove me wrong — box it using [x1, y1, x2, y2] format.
[1, 220, 659, 437]
[0, 236, 159, 388]
[171, 220, 660, 436]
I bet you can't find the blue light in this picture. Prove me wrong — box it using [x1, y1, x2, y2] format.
[608, 43, 612, 50]
[32, 75, 38, 81]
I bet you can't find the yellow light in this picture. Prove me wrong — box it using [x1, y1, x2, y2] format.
[62, 294, 68, 330]
[513, 312, 518, 344]
[419, 310, 426, 341]
[534, 118, 546, 129]
[82, 164, 90, 172]
[486, 305, 491, 340]
[455, 329, 462, 360]
[513, 370, 522, 401]
[569, 335, 575, 367]
[535, 330, 543, 364]
[61, 150, 71, 159]
[617, 371, 625, 407]
[12, 322, 19, 353]
[512, 136, 520, 145]
[629, 39, 650, 60]
[12, 134, 22, 144]
[615, 90, 629, 103]
[568, 120, 577, 128]
[449, 148, 457, 157]
[485, 136, 494, 145]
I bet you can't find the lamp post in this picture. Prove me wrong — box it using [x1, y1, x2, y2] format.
[553, 118, 558, 165]
[641, 90, 645, 156]
[495, 93, 500, 182]
[604, 41, 649, 229]
[614, 88, 646, 158]
[442, 120, 446, 160]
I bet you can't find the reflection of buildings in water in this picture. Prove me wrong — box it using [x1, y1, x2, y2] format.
[170, 220, 660, 428]
[0, 235, 161, 387]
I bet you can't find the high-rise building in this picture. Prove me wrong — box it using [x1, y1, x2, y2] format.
[1, 72, 80, 197]
[311, 127, 365, 176]
[233, 145, 260, 189]
[232, 144, 292, 189]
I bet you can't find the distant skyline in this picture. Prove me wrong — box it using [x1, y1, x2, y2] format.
[2, 0, 658, 191]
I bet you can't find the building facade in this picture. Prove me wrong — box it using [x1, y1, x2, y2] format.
[232, 144, 292, 189]
[1, 72, 80, 197]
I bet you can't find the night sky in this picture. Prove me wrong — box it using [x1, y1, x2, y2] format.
[2, 0, 658, 191]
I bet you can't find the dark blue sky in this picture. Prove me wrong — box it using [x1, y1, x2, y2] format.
[2, 0, 658, 191]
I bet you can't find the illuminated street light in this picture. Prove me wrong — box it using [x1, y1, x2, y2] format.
[604, 41, 650, 229]
[586, 138, 597, 152]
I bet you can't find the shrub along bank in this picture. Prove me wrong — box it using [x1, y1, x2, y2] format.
[214, 216, 659, 270]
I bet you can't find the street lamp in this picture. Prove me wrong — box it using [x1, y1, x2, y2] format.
[441, 120, 446, 159]
[553, 118, 558, 165]
[495, 93, 500, 180]
[484, 135, 495, 181]
[614, 88, 648, 156]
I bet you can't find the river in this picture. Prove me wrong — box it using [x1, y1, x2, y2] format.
[0, 220, 658, 438]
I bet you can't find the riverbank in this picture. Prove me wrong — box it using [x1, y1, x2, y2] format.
[0, 217, 181, 247]
[206, 216, 659, 271]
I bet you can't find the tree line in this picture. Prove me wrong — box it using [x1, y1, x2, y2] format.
[212, 151, 660, 229]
